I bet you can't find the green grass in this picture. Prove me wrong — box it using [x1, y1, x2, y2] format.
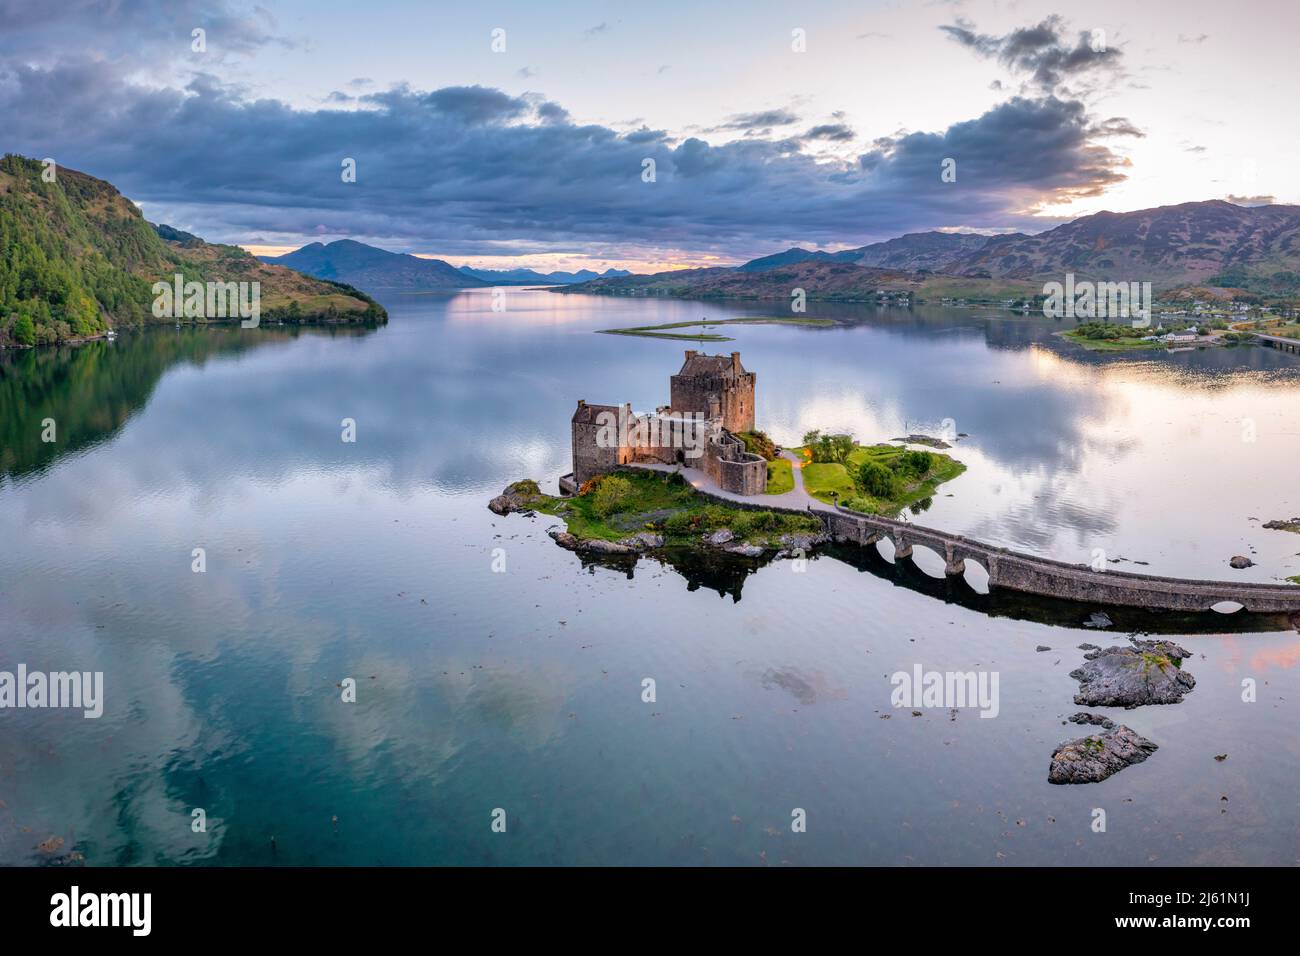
[800, 462, 860, 500]
[792, 443, 966, 515]
[764, 458, 793, 495]
[1288, 575, 1300, 585]
[529, 471, 821, 546]
[596, 316, 835, 341]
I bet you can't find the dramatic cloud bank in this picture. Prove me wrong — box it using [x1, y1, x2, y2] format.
[0, 4, 1140, 261]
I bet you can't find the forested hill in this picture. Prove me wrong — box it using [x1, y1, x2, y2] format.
[0, 154, 385, 347]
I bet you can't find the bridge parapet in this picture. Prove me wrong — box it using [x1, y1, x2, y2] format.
[828, 503, 1300, 613]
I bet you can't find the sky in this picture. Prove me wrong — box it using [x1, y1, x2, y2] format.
[1, 0, 1295, 273]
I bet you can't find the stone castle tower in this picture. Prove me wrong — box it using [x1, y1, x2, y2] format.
[669, 351, 755, 434]
[565, 351, 767, 495]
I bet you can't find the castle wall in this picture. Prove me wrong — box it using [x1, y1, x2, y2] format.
[572, 352, 760, 492]
[703, 431, 767, 496]
[571, 402, 630, 486]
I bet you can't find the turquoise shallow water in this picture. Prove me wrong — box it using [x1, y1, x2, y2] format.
[2, 290, 1299, 865]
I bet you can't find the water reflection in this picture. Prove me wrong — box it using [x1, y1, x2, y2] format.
[3, 290, 1300, 867]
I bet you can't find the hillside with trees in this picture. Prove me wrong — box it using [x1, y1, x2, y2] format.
[0, 154, 385, 347]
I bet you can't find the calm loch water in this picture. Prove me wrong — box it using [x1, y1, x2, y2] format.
[2, 289, 1299, 865]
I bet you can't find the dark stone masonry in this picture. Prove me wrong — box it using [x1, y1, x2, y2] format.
[567, 351, 767, 495]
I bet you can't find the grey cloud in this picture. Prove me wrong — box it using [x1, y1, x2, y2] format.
[803, 124, 856, 142]
[1091, 117, 1144, 138]
[0, 0, 292, 57]
[941, 15, 1121, 92]
[709, 109, 801, 131]
[0, 61, 1131, 260]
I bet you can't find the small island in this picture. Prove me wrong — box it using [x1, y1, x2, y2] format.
[489, 350, 967, 558]
[595, 316, 835, 342]
[489, 472, 826, 558]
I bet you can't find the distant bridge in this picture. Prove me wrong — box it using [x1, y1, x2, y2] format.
[1254, 331, 1300, 355]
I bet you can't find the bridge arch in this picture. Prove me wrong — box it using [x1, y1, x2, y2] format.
[907, 543, 948, 579]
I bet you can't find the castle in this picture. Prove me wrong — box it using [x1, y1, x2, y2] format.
[563, 351, 768, 496]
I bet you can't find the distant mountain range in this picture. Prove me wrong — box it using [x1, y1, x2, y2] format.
[257, 240, 633, 290]
[563, 200, 1300, 302]
[738, 232, 990, 274]
[258, 240, 488, 291]
[249, 201, 1300, 305]
[458, 266, 632, 284]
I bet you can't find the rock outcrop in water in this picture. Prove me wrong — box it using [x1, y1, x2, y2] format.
[1069, 639, 1195, 708]
[488, 480, 544, 516]
[1049, 725, 1159, 784]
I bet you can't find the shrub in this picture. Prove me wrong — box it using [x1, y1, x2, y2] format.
[738, 430, 779, 461]
[700, 504, 732, 529]
[13, 313, 36, 346]
[664, 511, 698, 535]
[806, 432, 854, 464]
[591, 475, 633, 517]
[858, 460, 900, 499]
[891, 450, 933, 480]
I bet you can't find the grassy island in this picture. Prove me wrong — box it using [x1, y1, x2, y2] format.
[789, 433, 966, 515]
[596, 316, 835, 342]
[495, 471, 823, 549]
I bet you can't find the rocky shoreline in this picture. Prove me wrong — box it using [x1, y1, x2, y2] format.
[489, 478, 829, 561]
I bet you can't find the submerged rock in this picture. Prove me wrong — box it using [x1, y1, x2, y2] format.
[1083, 612, 1113, 629]
[1069, 639, 1195, 708]
[725, 543, 765, 558]
[892, 433, 952, 449]
[1068, 712, 1116, 730]
[580, 538, 636, 555]
[1229, 555, 1255, 569]
[548, 529, 579, 551]
[1263, 517, 1300, 533]
[1049, 725, 1158, 784]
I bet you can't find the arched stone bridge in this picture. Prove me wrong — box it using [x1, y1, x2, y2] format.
[821, 506, 1300, 613]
